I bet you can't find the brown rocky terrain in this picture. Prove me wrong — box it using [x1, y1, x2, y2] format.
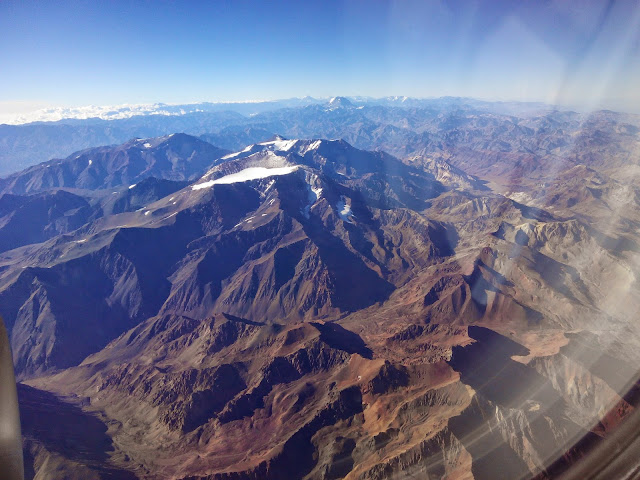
[0, 117, 638, 479]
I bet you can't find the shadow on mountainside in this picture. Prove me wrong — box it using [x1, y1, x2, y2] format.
[18, 383, 138, 479]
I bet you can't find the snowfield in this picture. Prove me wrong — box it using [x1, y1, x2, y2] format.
[336, 197, 355, 223]
[192, 165, 299, 190]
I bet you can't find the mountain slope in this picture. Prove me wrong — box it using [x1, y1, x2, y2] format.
[0, 133, 229, 195]
[0, 130, 638, 479]
[0, 139, 450, 379]
[0, 111, 244, 176]
[0, 190, 95, 253]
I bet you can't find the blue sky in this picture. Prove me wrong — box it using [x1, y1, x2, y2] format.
[1, 0, 639, 114]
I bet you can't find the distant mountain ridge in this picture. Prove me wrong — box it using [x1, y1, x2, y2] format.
[0, 96, 594, 176]
[0, 133, 228, 195]
[3, 96, 554, 125]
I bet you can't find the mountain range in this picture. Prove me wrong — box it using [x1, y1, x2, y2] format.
[0, 96, 601, 176]
[1, 102, 639, 479]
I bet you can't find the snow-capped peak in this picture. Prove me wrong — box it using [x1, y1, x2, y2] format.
[327, 96, 353, 108]
[298, 139, 323, 156]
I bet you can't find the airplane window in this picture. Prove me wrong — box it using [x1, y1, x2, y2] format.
[0, 1, 639, 479]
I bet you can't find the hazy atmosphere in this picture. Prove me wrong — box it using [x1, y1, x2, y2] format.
[2, 0, 640, 122]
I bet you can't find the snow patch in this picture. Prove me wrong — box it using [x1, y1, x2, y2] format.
[302, 172, 322, 218]
[265, 179, 275, 191]
[260, 139, 298, 151]
[203, 150, 289, 179]
[143, 142, 152, 148]
[128, 184, 137, 189]
[300, 140, 322, 155]
[311, 184, 322, 201]
[88, 159, 93, 166]
[144, 211, 151, 216]
[260, 179, 276, 197]
[192, 165, 299, 190]
[336, 197, 355, 223]
[221, 145, 254, 160]
[506, 191, 536, 205]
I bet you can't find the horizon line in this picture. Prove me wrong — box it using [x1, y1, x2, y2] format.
[1, 95, 637, 126]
